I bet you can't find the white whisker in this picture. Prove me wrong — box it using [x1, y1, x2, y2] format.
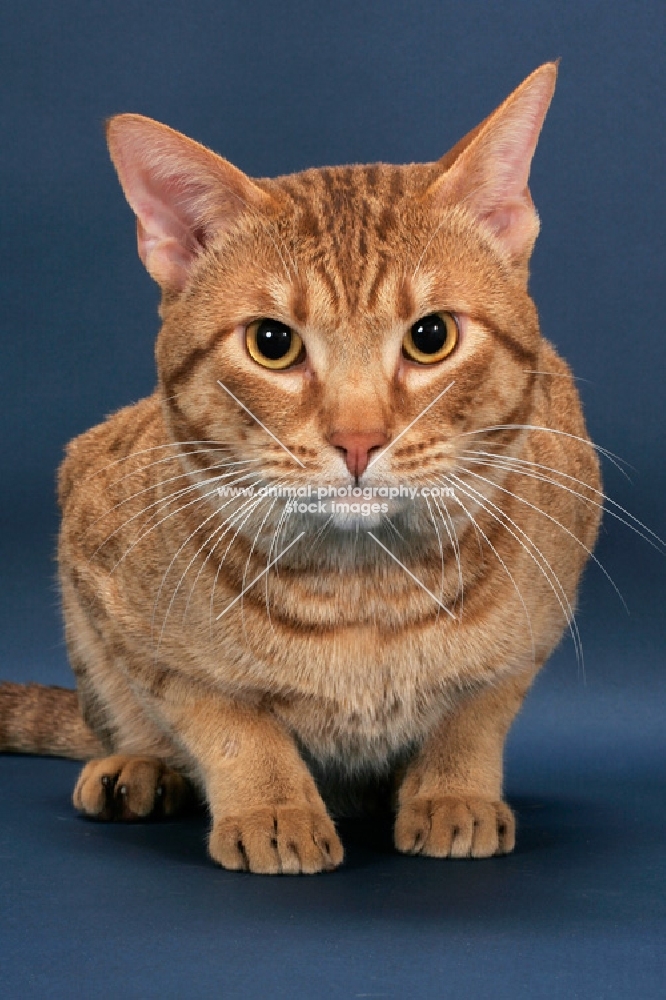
[523, 370, 592, 383]
[239, 497, 281, 647]
[458, 424, 631, 478]
[207, 491, 289, 635]
[424, 493, 446, 619]
[380, 512, 406, 544]
[158, 489, 271, 654]
[108, 447, 244, 488]
[84, 438, 232, 483]
[87, 461, 256, 536]
[304, 512, 334, 560]
[411, 216, 450, 281]
[263, 493, 297, 631]
[89, 468, 258, 561]
[216, 533, 306, 622]
[448, 472, 583, 675]
[443, 477, 535, 665]
[105, 471, 259, 573]
[178, 480, 288, 630]
[429, 489, 464, 619]
[459, 463, 628, 612]
[462, 448, 665, 553]
[366, 531, 456, 620]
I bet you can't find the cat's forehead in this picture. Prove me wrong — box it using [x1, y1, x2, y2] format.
[280, 161, 426, 196]
[258, 162, 438, 320]
[271, 161, 433, 235]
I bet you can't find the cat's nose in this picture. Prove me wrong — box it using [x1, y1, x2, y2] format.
[329, 430, 388, 478]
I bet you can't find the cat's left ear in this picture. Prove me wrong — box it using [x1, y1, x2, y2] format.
[424, 62, 558, 263]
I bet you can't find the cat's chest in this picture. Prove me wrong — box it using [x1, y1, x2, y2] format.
[252, 628, 455, 766]
[269, 674, 446, 768]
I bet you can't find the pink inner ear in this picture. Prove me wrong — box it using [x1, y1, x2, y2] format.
[107, 114, 275, 293]
[426, 63, 557, 262]
[136, 219, 194, 292]
[132, 177, 205, 291]
[129, 168, 217, 291]
[480, 195, 539, 258]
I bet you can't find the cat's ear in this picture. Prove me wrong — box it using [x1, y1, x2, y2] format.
[106, 115, 276, 292]
[424, 62, 558, 263]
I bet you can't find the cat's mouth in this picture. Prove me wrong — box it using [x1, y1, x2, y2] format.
[207, 464, 469, 551]
[270, 478, 450, 535]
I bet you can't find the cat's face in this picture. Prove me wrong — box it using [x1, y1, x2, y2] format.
[107, 64, 555, 537]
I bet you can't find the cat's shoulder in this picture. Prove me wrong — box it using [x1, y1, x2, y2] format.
[57, 393, 164, 511]
[529, 338, 600, 489]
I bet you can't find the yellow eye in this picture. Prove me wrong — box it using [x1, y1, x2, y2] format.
[246, 319, 305, 370]
[402, 312, 458, 364]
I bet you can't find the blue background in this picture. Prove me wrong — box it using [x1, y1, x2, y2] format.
[1, 1, 664, 997]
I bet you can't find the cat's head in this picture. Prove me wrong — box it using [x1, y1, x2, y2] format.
[106, 63, 556, 537]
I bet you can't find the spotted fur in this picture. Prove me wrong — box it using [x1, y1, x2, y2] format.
[0, 64, 602, 873]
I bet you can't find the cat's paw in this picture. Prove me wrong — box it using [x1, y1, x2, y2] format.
[72, 755, 193, 821]
[209, 805, 344, 875]
[394, 796, 515, 858]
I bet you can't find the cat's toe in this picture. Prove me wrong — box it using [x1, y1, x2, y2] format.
[72, 755, 192, 821]
[395, 796, 515, 858]
[209, 805, 344, 875]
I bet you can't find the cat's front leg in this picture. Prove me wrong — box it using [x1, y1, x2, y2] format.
[394, 670, 535, 859]
[159, 689, 343, 875]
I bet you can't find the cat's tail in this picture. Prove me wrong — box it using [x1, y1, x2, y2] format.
[0, 682, 103, 760]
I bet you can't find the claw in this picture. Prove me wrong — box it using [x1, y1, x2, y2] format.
[73, 756, 194, 823]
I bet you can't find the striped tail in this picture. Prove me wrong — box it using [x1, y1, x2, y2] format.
[0, 682, 103, 760]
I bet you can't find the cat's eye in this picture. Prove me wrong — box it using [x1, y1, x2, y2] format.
[245, 319, 305, 370]
[402, 312, 459, 365]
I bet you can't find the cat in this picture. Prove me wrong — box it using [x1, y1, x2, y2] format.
[0, 62, 603, 874]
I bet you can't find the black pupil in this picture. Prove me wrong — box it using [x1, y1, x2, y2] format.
[411, 314, 447, 355]
[256, 319, 293, 360]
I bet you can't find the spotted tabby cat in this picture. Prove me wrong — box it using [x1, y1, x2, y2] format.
[0, 63, 602, 873]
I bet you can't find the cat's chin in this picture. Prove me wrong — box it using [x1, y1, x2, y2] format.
[293, 496, 415, 533]
[328, 510, 386, 532]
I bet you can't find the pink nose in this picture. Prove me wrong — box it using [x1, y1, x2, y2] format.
[329, 430, 388, 478]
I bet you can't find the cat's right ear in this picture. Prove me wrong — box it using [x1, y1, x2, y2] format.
[106, 115, 275, 292]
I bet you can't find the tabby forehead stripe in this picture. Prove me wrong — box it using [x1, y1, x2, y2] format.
[296, 167, 405, 313]
[365, 257, 389, 313]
